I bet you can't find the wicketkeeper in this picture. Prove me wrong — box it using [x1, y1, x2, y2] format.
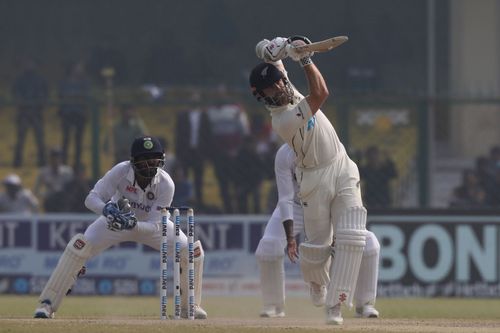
[34, 136, 207, 319]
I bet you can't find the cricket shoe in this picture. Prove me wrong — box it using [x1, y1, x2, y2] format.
[326, 303, 343, 325]
[34, 300, 54, 319]
[355, 302, 379, 318]
[309, 282, 326, 307]
[181, 305, 208, 319]
[260, 305, 285, 318]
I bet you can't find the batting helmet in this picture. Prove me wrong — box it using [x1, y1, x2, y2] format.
[249, 62, 293, 106]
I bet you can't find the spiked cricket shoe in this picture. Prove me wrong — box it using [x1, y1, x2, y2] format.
[326, 303, 343, 325]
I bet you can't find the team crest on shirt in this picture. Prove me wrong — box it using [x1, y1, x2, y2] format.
[147, 191, 155, 200]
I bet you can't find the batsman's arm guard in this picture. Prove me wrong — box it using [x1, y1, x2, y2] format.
[38, 234, 93, 312]
[299, 243, 333, 286]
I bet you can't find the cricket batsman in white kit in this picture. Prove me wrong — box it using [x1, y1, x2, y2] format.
[34, 136, 207, 319]
[250, 35, 368, 325]
[256, 143, 380, 319]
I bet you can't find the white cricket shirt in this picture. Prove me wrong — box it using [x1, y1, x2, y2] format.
[268, 94, 345, 169]
[85, 161, 174, 223]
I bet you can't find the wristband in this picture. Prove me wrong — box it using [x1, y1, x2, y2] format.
[300, 56, 313, 67]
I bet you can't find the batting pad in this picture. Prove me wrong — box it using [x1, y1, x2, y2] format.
[326, 206, 367, 308]
[258, 257, 285, 309]
[354, 231, 380, 306]
[181, 240, 204, 308]
[299, 243, 332, 286]
[39, 234, 93, 311]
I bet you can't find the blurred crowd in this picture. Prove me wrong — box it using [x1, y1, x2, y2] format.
[3, 58, 425, 215]
[449, 146, 500, 208]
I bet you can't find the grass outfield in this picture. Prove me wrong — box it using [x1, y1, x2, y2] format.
[1, 295, 500, 333]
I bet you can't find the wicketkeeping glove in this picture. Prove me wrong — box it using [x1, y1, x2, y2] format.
[255, 37, 289, 62]
[287, 35, 314, 67]
[103, 199, 137, 231]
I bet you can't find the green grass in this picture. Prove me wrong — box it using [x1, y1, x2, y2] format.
[1, 295, 500, 333]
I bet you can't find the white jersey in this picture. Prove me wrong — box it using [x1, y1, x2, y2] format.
[85, 161, 174, 223]
[268, 93, 345, 169]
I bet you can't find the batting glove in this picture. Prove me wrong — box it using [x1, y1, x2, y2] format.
[287, 35, 314, 67]
[256, 37, 289, 62]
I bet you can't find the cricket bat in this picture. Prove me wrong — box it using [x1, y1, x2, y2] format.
[292, 36, 349, 53]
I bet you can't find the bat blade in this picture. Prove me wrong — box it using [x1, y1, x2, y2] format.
[293, 36, 349, 53]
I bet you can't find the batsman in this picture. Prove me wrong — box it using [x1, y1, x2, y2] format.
[250, 35, 368, 325]
[34, 136, 207, 319]
[256, 144, 380, 319]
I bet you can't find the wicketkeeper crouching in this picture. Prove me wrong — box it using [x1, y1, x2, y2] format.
[34, 136, 207, 319]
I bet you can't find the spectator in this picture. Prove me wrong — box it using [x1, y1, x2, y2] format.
[58, 61, 91, 168]
[171, 164, 194, 208]
[109, 103, 149, 164]
[449, 169, 488, 208]
[175, 97, 213, 208]
[34, 148, 74, 212]
[0, 174, 39, 214]
[485, 168, 500, 207]
[359, 146, 398, 208]
[61, 164, 93, 212]
[234, 136, 266, 213]
[488, 145, 500, 176]
[158, 136, 177, 175]
[11, 58, 48, 167]
[207, 103, 250, 213]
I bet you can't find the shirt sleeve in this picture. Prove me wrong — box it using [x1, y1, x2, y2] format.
[274, 98, 313, 142]
[275, 147, 295, 222]
[84, 165, 123, 215]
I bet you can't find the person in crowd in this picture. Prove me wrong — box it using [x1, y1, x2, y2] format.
[110, 103, 149, 164]
[174, 95, 213, 208]
[11, 58, 49, 167]
[0, 174, 39, 214]
[34, 148, 74, 212]
[234, 136, 266, 213]
[57, 61, 91, 168]
[207, 103, 250, 213]
[359, 146, 398, 208]
[61, 164, 93, 212]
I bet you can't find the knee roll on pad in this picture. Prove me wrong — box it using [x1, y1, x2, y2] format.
[299, 243, 332, 285]
[256, 237, 286, 261]
[39, 234, 93, 312]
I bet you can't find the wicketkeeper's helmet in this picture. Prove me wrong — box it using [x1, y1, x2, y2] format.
[130, 136, 165, 179]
